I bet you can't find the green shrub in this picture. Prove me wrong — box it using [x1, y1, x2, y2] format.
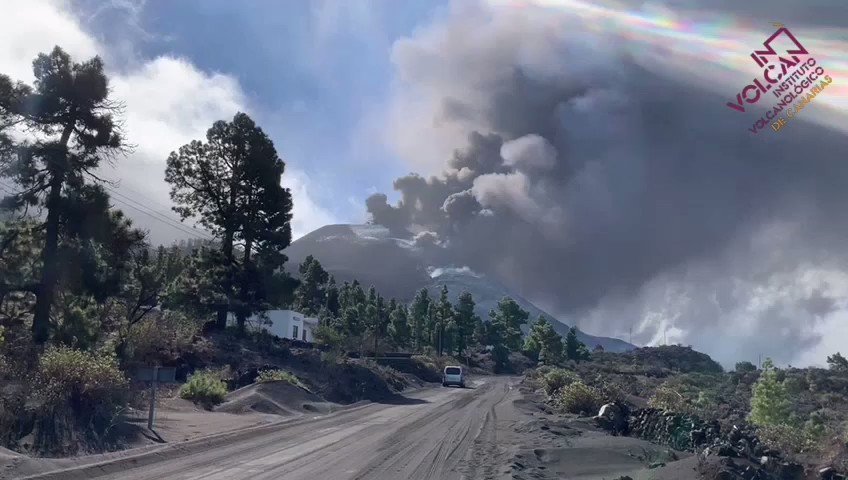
[555, 381, 604, 415]
[313, 324, 344, 350]
[34, 346, 128, 410]
[256, 369, 308, 390]
[180, 370, 228, 408]
[542, 368, 579, 396]
[756, 423, 826, 454]
[30, 346, 129, 452]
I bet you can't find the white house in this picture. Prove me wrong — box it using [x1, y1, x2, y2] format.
[229, 310, 319, 342]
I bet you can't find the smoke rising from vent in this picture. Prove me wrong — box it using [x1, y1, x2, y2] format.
[366, 1, 848, 366]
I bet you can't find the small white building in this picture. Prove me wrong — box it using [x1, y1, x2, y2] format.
[230, 310, 319, 342]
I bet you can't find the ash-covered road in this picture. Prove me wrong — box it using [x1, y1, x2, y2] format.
[29, 377, 523, 480]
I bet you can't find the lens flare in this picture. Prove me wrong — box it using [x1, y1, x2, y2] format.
[491, 0, 847, 117]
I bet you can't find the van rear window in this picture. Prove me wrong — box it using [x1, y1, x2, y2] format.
[445, 367, 461, 375]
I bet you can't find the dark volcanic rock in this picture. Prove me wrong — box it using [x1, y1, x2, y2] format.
[626, 408, 810, 480]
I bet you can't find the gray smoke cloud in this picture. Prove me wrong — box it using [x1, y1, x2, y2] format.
[367, 1, 848, 366]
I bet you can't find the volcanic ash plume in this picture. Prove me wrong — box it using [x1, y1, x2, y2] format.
[367, 1, 848, 366]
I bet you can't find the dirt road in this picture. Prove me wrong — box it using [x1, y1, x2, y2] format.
[17, 377, 523, 480]
[11, 376, 701, 480]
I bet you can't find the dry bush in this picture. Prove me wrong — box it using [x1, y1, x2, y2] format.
[649, 383, 689, 412]
[123, 310, 202, 364]
[256, 369, 309, 391]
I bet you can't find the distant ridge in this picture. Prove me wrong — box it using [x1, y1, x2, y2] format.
[287, 224, 634, 353]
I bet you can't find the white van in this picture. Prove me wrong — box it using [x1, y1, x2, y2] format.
[442, 366, 466, 388]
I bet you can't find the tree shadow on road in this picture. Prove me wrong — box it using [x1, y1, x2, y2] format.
[372, 394, 429, 405]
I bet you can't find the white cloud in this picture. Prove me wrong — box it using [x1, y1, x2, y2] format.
[281, 168, 337, 240]
[0, 0, 98, 82]
[104, 57, 249, 239]
[1, 0, 334, 244]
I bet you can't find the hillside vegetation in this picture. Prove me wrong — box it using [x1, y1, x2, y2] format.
[528, 345, 848, 477]
[0, 46, 531, 456]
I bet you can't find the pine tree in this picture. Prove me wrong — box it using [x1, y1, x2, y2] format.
[524, 316, 563, 365]
[351, 280, 366, 309]
[342, 305, 362, 340]
[165, 112, 293, 329]
[338, 281, 352, 311]
[410, 288, 430, 351]
[426, 302, 438, 351]
[0, 47, 125, 343]
[472, 315, 487, 347]
[292, 255, 329, 315]
[489, 297, 528, 351]
[453, 291, 479, 357]
[564, 326, 590, 362]
[388, 300, 411, 349]
[488, 297, 529, 370]
[749, 358, 791, 426]
[325, 275, 340, 317]
[436, 285, 453, 356]
[372, 293, 390, 355]
[827, 352, 848, 372]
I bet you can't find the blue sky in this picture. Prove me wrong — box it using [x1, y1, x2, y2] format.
[73, 0, 447, 233]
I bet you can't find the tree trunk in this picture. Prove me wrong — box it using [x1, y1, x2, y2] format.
[32, 124, 73, 344]
[235, 236, 252, 332]
[215, 229, 235, 329]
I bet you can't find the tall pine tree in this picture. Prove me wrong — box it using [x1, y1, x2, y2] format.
[453, 291, 479, 357]
[488, 297, 529, 370]
[0, 47, 125, 343]
[388, 299, 411, 349]
[165, 112, 293, 329]
[524, 316, 563, 365]
[435, 285, 453, 356]
[292, 255, 329, 316]
[410, 288, 430, 352]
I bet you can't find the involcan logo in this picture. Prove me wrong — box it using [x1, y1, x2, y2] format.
[727, 24, 834, 134]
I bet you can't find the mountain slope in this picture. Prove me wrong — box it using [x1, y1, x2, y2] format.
[286, 224, 431, 301]
[286, 224, 634, 352]
[422, 268, 633, 352]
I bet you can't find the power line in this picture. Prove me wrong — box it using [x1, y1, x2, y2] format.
[115, 182, 178, 215]
[102, 185, 215, 239]
[0, 177, 215, 242]
[80, 173, 215, 240]
[100, 184, 215, 241]
[107, 195, 214, 241]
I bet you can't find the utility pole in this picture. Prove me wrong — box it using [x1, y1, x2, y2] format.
[148, 366, 159, 430]
[438, 322, 443, 357]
